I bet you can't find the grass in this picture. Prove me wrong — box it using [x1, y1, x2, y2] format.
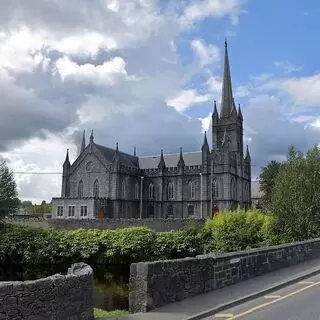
[94, 308, 129, 319]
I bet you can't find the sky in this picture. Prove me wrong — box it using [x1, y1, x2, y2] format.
[0, 0, 320, 204]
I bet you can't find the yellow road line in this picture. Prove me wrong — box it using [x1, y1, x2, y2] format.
[299, 281, 315, 284]
[264, 295, 281, 299]
[226, 280, 320, 319]
[215, 314, 234, 318]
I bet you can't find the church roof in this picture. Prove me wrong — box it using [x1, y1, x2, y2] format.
[139, 151, 202, 169]
[95, 144, 139, 168]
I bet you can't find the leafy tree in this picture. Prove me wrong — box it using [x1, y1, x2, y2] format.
[271, 145, 320, 241]
[259, 160, 283, 211]
[0, 160, 20, 218]
[22, 200, 33, 207]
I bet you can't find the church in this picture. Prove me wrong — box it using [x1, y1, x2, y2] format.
[51, 41, 252, 219]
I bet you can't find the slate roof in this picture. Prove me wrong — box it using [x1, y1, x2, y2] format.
[95, 144, 139, 168]
[139, 151, 202, 169]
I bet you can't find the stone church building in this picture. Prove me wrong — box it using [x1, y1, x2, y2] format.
[51, 41, 252, 219]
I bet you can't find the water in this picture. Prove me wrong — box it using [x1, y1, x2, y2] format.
[0, 267, 129, 312]
[93, 270, 129, 311]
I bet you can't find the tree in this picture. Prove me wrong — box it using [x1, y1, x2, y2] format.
[259, 160, 283, 211]
[0, 160, 20, 218]
[22, 200, 33, 207]
[271, 145, 320, 241]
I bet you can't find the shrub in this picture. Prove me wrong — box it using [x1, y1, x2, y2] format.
[204, 208, 278, 253]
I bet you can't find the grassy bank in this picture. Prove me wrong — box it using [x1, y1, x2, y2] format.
[94, 308, 128, 319]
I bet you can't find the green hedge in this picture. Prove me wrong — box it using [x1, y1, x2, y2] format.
[0, 225, 205, 276]
[204, 208, 278, 253]
[0, 209, 279, 277]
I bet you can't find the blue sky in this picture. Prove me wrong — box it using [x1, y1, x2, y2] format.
[0, 0, 319, 202]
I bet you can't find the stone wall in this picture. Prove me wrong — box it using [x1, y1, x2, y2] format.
[48, 218, 206, 232]
[129, 238, 320, 313]
[0, 263, 94, 320]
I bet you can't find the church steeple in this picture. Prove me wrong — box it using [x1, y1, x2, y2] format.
[220, 39, 234, 118]
[80, 130, 86, 153]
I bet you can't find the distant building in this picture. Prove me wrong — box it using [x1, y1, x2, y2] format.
[51, 41, 252, 219]
[251, 181, 263, 208]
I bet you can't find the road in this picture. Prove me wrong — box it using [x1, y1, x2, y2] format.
[204, 273, 320, 320]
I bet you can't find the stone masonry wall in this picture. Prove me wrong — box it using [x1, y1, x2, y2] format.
[48, 218, 206, 232]
[0, 263, 94, 320]
[129, 238, 320, 313]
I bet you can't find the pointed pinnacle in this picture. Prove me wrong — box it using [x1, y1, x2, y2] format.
[238, 104, 243, 120]
[90, 129, 94, 143]
[64, 148, 70, 164]
[245, 145, 251, 160]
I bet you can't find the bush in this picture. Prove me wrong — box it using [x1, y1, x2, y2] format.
[0, 211, 280, 278]
[204, 208, 278, 253]
[0, 225, 157, 275]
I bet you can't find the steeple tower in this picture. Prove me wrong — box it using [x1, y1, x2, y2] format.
[80, 130, 86, 154]
[220, 39, 234, 118]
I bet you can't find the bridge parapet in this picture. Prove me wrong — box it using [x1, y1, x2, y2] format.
[129, 238, 320, 313]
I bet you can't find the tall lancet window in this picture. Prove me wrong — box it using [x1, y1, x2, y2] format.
[212, 179, 218, 198]
[149, 183, 155, 200]
[188, 181, 195, 199]
[93, 179, 99, 198]
[78, 180, 84, 197]
[121, 181, 126, 198]
[135, 182, 139, 199]
[167, 182, 174, 200]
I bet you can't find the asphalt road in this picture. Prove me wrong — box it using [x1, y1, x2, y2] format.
[205, 273, 320, 320]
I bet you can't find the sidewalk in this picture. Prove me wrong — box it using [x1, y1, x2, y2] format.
[104, 257, 320, 320]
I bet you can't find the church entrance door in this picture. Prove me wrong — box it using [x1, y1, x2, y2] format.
[98, 207, 104, 220]
[127, 204, 133, 218]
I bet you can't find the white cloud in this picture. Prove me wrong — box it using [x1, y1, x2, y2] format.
[281, 75, 320, 108]
[181, 0, 247, 28]
[166, 89, 212, 112]
[274, 60, 303, 74]
[55, 56, 132, 86]
[190, 39, 220, 67]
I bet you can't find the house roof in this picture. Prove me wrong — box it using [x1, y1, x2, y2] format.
[95, 144, 139, 168]
[138, 151, 202, 169]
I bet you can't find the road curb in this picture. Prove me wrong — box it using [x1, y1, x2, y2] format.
[184, 267, 320, 320]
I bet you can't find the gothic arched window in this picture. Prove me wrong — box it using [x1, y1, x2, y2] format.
[93, 179, 99, 198]
[149, 183, 155, 200]
[188, 181, 195, 199]
[188, 205, 195, 217]
[212, 179, 218, 198]
[167, 182, 174, 200]
[135, 182, 139, 199]
[78, 180, 84, 197]
[121, 181, 126, 198]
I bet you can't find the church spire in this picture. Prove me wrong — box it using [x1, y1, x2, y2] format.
[81, 130, 86, 153]
[220, 39, 234, 118]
